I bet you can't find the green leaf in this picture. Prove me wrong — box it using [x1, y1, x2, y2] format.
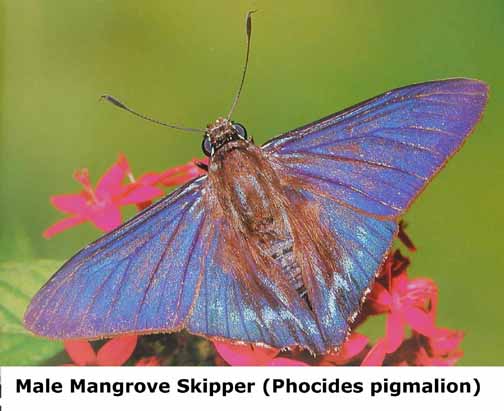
[0, 260, 64, 365]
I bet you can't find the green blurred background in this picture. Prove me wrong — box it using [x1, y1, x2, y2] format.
[1, 1, 503, 365]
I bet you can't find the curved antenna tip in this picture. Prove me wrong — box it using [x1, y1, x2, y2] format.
[227, 10, 257, 119]
[100, 94, 128, 110]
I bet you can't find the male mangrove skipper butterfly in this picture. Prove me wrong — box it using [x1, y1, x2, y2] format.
[24, 12, 488, 354]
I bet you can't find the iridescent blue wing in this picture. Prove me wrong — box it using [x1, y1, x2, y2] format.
[186, 215, 327, 353]
[263, 78, 488, 217]
[24, 176, 209, 339]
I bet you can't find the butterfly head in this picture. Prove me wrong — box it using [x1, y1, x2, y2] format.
[202, 117, 249, 157]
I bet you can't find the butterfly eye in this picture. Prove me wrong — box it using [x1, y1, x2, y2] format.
[201, 135, 212, 157]
[232, 122, 247, 138]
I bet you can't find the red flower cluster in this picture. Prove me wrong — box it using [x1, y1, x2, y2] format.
[48, 155, 463, 366]
[44, 154, 206, 237]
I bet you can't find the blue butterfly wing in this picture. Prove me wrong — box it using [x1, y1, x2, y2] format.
[24, 176, 209, 339]
[264, 78, 488, 217]
[293, 189, 397, 348]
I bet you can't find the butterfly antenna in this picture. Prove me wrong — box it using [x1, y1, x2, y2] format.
[227, 10, 257, 120]
[100, 95, 204, 133]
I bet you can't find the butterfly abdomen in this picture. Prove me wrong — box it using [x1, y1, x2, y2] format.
[266, 237, 307, 297]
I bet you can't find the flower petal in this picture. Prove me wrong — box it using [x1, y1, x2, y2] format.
[96, 335, 138, 366]
[64, 340, 96, 366]
[161, 174, 200, 187]
[402, 306, 436, 337]
[385, 311, 405, 353]
[120, 185, 164, 205]
[340, 333, 369, 359]
[136, 172, 164, 186]
[158, 163, 198, 179]
[50, 194, 88, 214]
[404, 277, 437, 309]
[361, 339, 387, 366]
[213, 342, 279, 366]
[429, 328, 464, 355]
[90, 206, 122, 232]
[96, 159, 127, 198]
[43, 215, 87, 238]
[158, 162, 204, 187]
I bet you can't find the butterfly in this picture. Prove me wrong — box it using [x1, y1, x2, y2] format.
[23, 13, 488, 354]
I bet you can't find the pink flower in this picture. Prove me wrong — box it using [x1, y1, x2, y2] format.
[44, 154, 164, 237]
[366, 270, 438, 354]
[132, 158, 207, 190]
[156, 158, 207, 187]
[126, 157, 207, 211]
[64, 335, 138, 366]
[213, 341, 308, 366]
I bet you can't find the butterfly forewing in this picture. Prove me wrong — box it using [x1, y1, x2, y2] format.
[264, 78, 488, 218]
[24, 176, 209, 339]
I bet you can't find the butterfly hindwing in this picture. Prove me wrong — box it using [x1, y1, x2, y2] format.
[187, 215, 327, 352]
[264, 78, 488, 218]
[24, 176, 208, 339]
[294, 188, 397, 347]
